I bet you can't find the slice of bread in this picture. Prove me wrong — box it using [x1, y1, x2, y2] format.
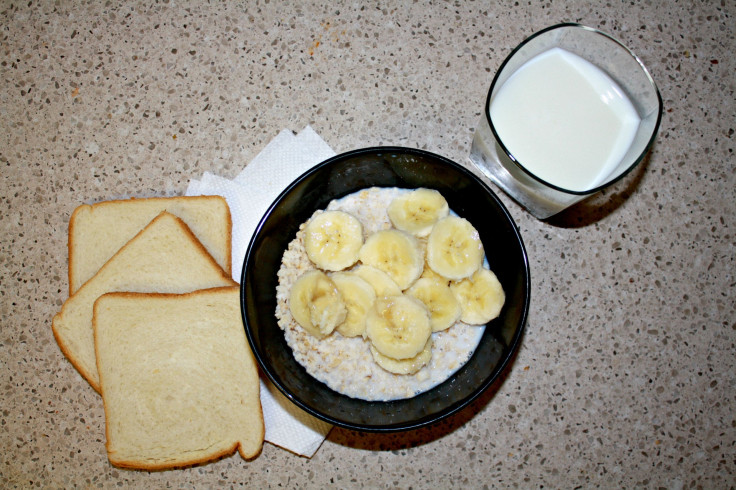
[53, 212, 236, 392]
[68, 195, 232, 294]
[93, 286, 264, 469]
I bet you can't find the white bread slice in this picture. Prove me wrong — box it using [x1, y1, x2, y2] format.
[53, 212, 236, 392]
[93, 287, 263, 469]
[68, 195, 232, 294]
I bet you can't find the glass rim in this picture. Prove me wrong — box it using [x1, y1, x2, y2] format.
[484, 22, 664, 196]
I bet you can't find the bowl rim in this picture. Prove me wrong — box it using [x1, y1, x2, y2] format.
[240, 146, 530, 432]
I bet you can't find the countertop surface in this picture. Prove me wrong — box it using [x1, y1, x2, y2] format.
[2, 1, 734, 488]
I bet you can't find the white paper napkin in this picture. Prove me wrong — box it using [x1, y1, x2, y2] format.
[186, 126, 335, 457]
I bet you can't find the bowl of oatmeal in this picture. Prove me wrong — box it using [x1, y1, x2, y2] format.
[240, 147, 529, 432]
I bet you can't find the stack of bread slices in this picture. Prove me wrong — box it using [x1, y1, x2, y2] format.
[52, 196, 264, 470]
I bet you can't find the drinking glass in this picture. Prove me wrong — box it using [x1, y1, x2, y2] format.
[469, 23, 663, 219]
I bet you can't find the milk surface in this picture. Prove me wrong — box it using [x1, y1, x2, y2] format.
[489, 47, 641, 192]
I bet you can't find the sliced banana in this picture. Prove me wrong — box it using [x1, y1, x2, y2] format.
[330, 271, 376, 337]
[370, 337, 433, 375]
[420, 262, 450, 285]
[450, 268, 505, 325]
[405, 277, 462, 332]
[426, 216, 484, 281]
[289, 270, 347, 338]
[352, 264, 402, 297]
[304, 210, 364, 271]
[387, 188, 450, 237]
[364, 295, 432, 360]
[358, 229, 424, 290]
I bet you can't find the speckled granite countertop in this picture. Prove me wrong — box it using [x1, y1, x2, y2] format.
[2, 1, 734, 488]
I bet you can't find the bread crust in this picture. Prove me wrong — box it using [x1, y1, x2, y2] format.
[93, 286, 264, 470]
[67, 195, 232, 294]
[108, 441, 242, 471]
[54, 211, 235, 392]
[67, 202, 90, 297]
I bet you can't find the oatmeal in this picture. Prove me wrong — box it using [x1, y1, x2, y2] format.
[275, 187, 495, 401]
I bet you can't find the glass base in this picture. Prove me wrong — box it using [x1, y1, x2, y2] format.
[469, 116, 586, 219]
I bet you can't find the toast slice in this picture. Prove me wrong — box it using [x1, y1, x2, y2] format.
[53, 212, 236, 392]
[68, 195, 232, 294]
[93, 287, 263, 469]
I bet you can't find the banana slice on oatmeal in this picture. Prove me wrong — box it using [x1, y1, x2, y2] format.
[304, 210, 364, 271]
[405, 277, 462, 332]
[370, 337, 433, 375]
[450, 268, 505, 325]
[364, 295, 432, 360]
[352, 265, 403, 297]
[426, 216, 484, 281]
[387, 188, 449, 237]
[329, 271, 376, 338]
[289, 270, 347, 338]
[358, 229, 424, 290]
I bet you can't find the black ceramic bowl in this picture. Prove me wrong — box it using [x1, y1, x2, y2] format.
[240, 147, 529, 432]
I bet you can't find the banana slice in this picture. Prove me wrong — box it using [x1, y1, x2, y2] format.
[364, 295, 432, 360]
[289, 270, 347, 338]
[405, 277, 462, 332]
[352, 265, 402, 297]
[370, 337, 433, 375]
[420, 262, 450, 285]
[450, 268, 505, 325]
[387, 188, 450, 237]
[358, 229, 424, 290]
[426, 216, 484, 281]
[330, 271, 376, 337]
[304, 210, 364, 271]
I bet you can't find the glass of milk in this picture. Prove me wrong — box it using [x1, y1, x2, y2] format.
[469, 23, 662, 219]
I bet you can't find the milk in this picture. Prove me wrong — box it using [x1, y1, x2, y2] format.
[489, 47, 641, 192]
